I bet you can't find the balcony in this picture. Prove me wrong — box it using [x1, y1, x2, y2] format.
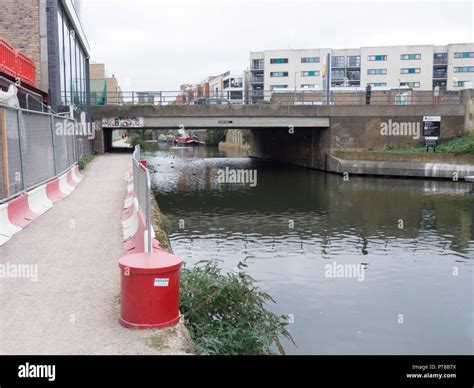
[251, 62, 264, 71]
[251, 76, 264, 83]
[433, 55, 447, 65]
[433, 71, 447, 79]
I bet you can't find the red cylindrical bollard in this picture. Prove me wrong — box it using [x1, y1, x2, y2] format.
[119, 251, 182, 329]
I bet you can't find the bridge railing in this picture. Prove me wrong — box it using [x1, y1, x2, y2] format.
[132, 145, 152, 252]
[89, 89, 464, 107]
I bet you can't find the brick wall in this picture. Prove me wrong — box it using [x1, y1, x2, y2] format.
[0, 0, 41, 86]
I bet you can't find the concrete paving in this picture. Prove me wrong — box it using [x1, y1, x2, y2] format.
[0, 154, 192, 355]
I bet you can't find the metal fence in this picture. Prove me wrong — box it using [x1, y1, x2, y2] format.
[89, 89, 465, 107]
[132, 145, 152, 252]
[0, 103, 92, 202]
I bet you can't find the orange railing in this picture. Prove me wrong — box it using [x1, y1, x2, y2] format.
[0, 37, 36, 86]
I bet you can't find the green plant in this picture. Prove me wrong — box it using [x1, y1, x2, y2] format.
[180, 259, 295, 355]
[129, 131, 149, 151]
[436, 133, 474, 155]
[205, 129, 228, 146]
[78, 154, 94, 170]
[241, 129, 252, 145]
[161, 213, 172, 234]
[369, 134, 474, 155]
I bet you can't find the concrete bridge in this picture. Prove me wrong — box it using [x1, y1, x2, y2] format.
[92, 104, 331, 129]
[91, 97, 471, 173]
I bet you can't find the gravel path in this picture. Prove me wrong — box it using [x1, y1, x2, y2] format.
[0, 154, 193, 355]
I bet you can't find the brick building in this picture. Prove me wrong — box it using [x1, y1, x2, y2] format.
[0, 0, 91, 118]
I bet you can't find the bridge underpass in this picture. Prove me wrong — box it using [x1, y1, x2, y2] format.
[93, 104, 331, 153]
[91, 102, 467, 169]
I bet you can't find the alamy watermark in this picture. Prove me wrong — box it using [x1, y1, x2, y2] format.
[324, 261, 365, 282]
[0, 262, 38, 281]
[55, 111, 95, 139]
[217, 167, 257, 187]
[380, 119, 420, 140]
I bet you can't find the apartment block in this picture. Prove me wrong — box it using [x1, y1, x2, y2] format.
[250, 43, 474, 102]
[89, 63, 123, 104]
[177, 70, 249, 104]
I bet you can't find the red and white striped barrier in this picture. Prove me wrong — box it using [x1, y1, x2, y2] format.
[45, 179, 66, 203]
[7, 194, 40, 228]
[67, 165, 83, 188]
[121, 177, 161, 254]
[58, 171, 74, 196]
[0, 203, 22, 246]
[27, 185, 53, 216]
[0, 164, 84, 247]
[122, 198, 139, 240]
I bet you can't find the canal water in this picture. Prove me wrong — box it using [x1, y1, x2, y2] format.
[146, 143, 474, 355]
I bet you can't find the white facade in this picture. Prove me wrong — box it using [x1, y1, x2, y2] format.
[249, 43, 474, 101]
[222, 71, 249, 104]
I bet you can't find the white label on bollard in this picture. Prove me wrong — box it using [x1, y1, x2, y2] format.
[154, 278, 169, 287]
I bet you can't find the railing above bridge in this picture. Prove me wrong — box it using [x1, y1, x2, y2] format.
[88, 89, 464, 107]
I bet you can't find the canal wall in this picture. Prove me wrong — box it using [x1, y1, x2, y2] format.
[250, 94, 472, 178]
[150, 193, 173, 253]
[328, 152, 474, 179]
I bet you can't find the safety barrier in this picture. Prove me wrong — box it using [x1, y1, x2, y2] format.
[0, 164, 83, 246]
[0, 37, 36, 86]
[121, 145, 161, 254]
[0, 38, 16, 79]
[118, 148, 182, 330]
[0, 104, 91, 202]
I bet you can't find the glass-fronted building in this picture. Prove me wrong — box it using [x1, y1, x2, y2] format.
[48, 0, 91, 119]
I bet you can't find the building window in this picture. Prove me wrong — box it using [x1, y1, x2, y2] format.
[454, 66, 474, 72]
[270, 58, 288, 64]
[331, 69, 345, 79]
[270, 85, 288, 90]
[252, 59, 264, 70]
[370, 82, 387, 87]
[400, 82, 420, 88]
[331, 56, 345, 68]
[270, 71, 288, 77]
[347, 56, 361, 67]
[456, 80, 470, 87]
[57, 4, 88, 109]
[400, 68, 420, 74]
[300, 84, 317, 89]
[400, 53, 421, 60]
[368, 55, 387, 61]
[301, 57, 319, 63]
[347, 69, 360, 80]
[454, 52, 474, 59]
[367, 69, 387, 75]
[301, 70, 319, 77]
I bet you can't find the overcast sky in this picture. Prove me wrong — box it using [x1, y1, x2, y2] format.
[82, 0, 473, 91]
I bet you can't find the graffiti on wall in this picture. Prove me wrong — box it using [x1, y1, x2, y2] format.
[101, 117, 144, 128]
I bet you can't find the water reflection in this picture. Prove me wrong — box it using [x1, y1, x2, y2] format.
[147, 143, 474, 355]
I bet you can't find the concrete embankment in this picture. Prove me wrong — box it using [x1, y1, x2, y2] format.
[150, 194, 173, 253]
[328, 151, 474, 179]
